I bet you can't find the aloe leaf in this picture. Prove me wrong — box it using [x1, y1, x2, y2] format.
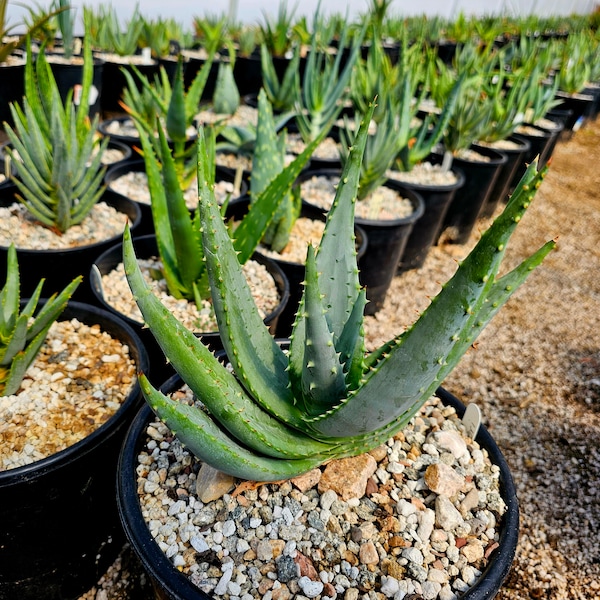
[308, 160, 549, 437]
[232, 124, 327, 265]
[196, 130, 305, 429]
[295, 245, 347, 415]
[25, 276, 82, 342]
[166, 57, 187, 144]
[124, 225, 332, 457]
[212, 60, 240, 115]
[139, 375, 328, 481]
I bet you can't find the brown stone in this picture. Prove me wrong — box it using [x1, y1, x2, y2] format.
[359, 540, 379, 565]
[318, 454, 378, 500]
[291, 468, 322, 492]
[424, 462, 465, 498]
[195, 463, 235, 503]
[294, 551, 318, 579]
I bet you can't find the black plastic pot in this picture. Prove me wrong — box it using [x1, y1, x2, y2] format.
[232, 51, 263, 97]
[0, 184, 142, 304]
[97, 115, 142, 149]
[47, 56, 104, 119]
[181, 50, 220, 99]
[355, 183, 425, 315]
[553, 89, 596, 136]
[508, 124, 554, 195]
[0, 60, 25, 127]
[435, 145, 507, 245]
[104, 158, 249, 237]
[394, 167, 466, 272]
[0, 301, 148, 600]
[479, 134, 531, 219]
[225, 196, 367, 337]
[90, 234, 290, 385]
[116, 384, 519, 600]
[98, 57, 159, 113]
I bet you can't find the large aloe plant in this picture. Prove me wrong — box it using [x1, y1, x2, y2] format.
[123, 102, 555, 481]
[0, 245, 80, 396]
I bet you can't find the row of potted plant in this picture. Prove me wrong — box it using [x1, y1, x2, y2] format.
[0, 2, 589, 598]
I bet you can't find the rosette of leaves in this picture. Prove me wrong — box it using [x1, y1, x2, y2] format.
[259, 1, 298, 58]
[0, 0, 64, 63]
[293, 18, 365, 145]
[4, 38, 107, 233]
[260, 41, 301, 113]
[0, 245, 80, 396]
[211, 42, 240, 116]
[123, 101, 556, 481]
[121, 51, 216, 190]
[135, 100, 325, 308]
[83, 4, 144, 56]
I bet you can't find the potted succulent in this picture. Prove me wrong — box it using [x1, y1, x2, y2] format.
[0, 0, 64, 125]
[84, 4, 158, 113]
[0, 243, 149, 600]
[0, 39, 141, 303]
[117, 103, 554, 599]
[91, 98, 324, 382]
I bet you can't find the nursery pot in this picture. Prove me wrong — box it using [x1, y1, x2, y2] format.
[47, 56, 104, 119]
[90, 234, 290, 385]
[553, 89, 596, 136]
[116, 381, 519, 600]
[0, 60, 25, 127]
[104, 158, 249, 238]
[509, 124, 554, 195]
[435, 145, 507, 245]
[0, 301, 148, 600]
[0, 184, 142, 305]
[355, 183, 425, 315]
[479, 134, 531, 219]
[98, 57, 159, 113]
[393, 167, 466, 272]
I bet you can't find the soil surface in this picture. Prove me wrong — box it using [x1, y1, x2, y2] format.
[0, 114, 592, 599]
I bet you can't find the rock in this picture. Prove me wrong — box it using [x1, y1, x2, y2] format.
[416, 508, 436, 542]
[461, 541, 485, 563]
[318, 454, 378, 500]
[422, 581, 443, 599]
[424, 463, 465, 497]
[195, 463, 235, 503]
[256, 539, 274, 561]
[428, 430, 468, 459]
[380, 575, 400, 597]
[459, 487, 480, 514]
[291, 468, 322, 492]
[298, 575, 324, 598]
[402, 546, 424, 565]
[295, 551, 319, 579]
[358, 540, 379, 565]
[435, 496, 465, 531]
[276, 555, 299, 583]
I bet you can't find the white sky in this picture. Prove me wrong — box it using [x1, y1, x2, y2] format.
[6, 0, 596, 34]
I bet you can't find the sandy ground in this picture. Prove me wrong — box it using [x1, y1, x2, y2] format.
[67, 115, 600, 598]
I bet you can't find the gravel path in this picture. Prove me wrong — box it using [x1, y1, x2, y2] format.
[78, 118, 600, 599]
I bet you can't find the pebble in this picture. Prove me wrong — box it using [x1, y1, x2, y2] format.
[133, 395, 507, 599]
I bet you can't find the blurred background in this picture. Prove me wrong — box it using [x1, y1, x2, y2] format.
[5, 0, 598, 33]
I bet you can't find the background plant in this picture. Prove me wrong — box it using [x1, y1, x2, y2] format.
[123, 103, 555, 481]
[4, 38, 107, 233]
[0, 244, 80, 396]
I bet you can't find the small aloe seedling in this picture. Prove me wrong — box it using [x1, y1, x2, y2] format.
[124, 102, 555, 481]
[0, 245, 80, 396]
[4, 37, 107, 233]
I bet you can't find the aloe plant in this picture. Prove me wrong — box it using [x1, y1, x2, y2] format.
[0, 0, 64, 63]
[4, 38, 107, 233]
[294, 18, 365, 145]
[135, 102, 325, 307]
[84, 4, 144, 56]
[260, 1, 298, 58]
[121, 51, 216, 189]
[0, 244, 80, 396]
[123, 101, 555, 481]
[211, 43, 240, 116]
[260, 42, 300, 113]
